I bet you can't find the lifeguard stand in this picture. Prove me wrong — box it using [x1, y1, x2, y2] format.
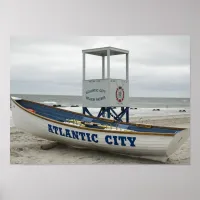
[82, 47, 130, 122]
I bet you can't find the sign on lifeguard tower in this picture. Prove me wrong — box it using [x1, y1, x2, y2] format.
[82, 47, 129, 108]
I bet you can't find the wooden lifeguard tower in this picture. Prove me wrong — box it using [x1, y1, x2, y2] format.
[82, 47, 130, 122]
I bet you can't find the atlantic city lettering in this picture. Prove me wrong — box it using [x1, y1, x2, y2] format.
[48, 124, 136, 147]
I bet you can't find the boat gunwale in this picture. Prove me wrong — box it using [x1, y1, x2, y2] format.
[11, 98, 184, 137]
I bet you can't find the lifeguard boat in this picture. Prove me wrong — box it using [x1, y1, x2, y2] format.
[11, 47, 189, 162]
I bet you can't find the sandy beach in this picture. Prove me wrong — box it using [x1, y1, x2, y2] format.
[10, 115, 190, 165]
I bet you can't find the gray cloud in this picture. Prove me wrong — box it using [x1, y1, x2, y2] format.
[10, 36, 190, 97]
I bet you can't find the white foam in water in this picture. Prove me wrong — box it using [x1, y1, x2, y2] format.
[40, 101, 58, 106]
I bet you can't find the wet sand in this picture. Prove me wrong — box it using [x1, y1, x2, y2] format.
[10, 116, 190, 165]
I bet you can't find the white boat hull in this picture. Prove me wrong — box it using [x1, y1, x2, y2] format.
[11, 99, 189, 162]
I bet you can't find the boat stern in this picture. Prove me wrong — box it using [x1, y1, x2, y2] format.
[166, 128, 190, 157]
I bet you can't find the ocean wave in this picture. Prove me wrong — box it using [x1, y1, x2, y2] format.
[40, 101, 58, 105]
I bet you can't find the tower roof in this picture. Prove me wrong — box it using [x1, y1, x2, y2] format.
[82, 46, 129, 56]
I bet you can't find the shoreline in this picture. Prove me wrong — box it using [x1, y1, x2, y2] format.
[10, 115, 190, 165]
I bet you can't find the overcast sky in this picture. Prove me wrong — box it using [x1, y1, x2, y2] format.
[10, 36, 190, 97]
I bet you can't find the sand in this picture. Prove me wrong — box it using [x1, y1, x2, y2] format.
[10, 115, 190, 165]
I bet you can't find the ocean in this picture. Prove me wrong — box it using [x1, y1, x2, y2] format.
[10, 94, 190, 108]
